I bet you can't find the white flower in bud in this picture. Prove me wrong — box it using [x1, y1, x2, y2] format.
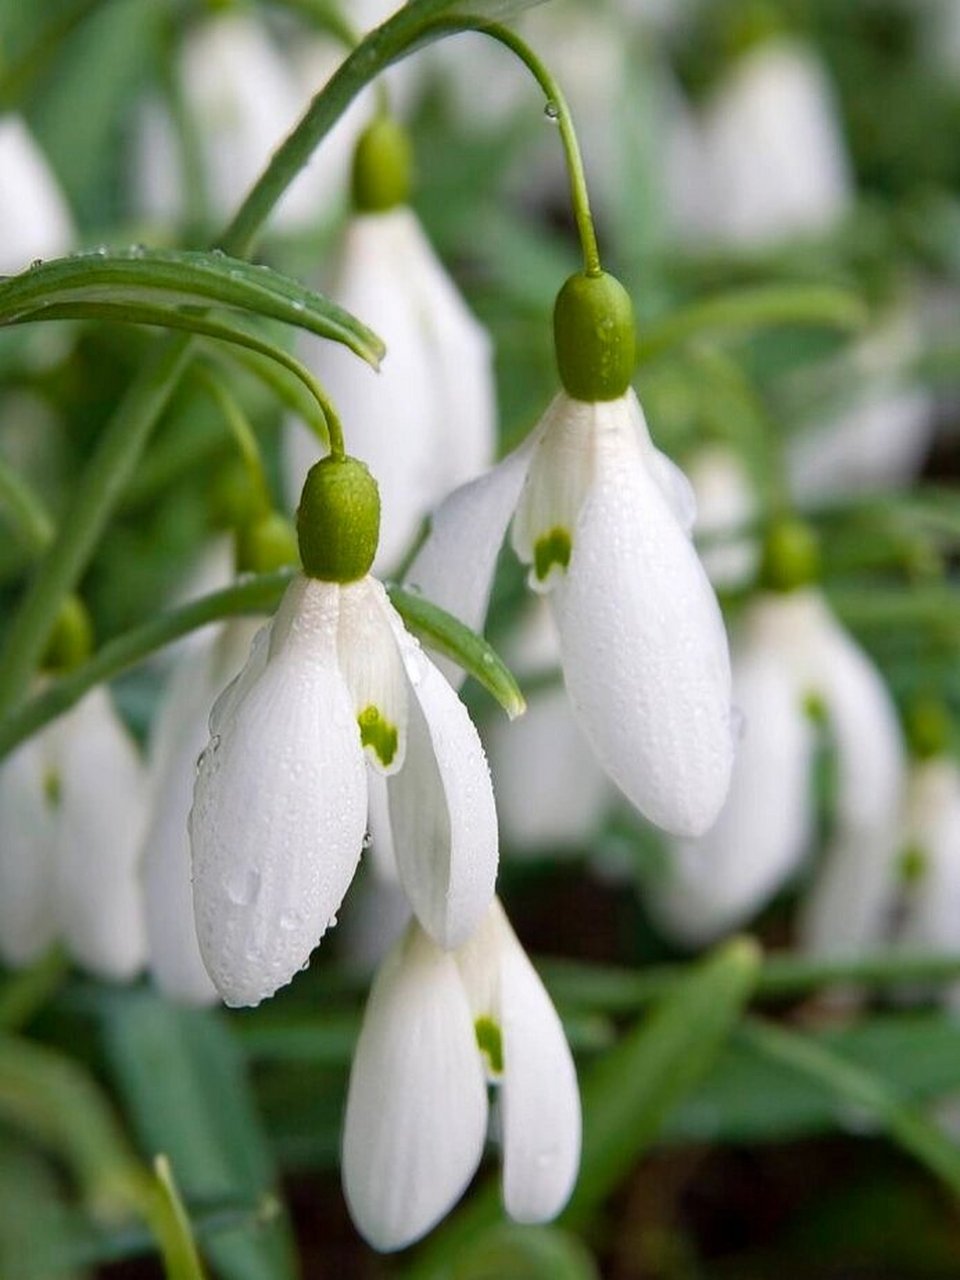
[698, 38, 852, 248]
[687, 445, 759, 591]
[0, 688, 147, 979]
[484, 598, 611, 853]
[647, 590, 904, 948]
[342, 899, 580, 1252]
[141, 617, 262, 1006]
[407, 388, 734, 837]
[285, 208, 496, 573]
[0, 115, 73, 273]
[190, 574, 498, 1007]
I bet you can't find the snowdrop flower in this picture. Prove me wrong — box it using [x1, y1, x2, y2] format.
[190, 456, 498, 1007]
[891, 755, 960, 956]
[284, 117, 496, 574]
[646, 523, 904, 948]
[485, 598, 611, 854]
[407, 271, 734, 837]
[0, 115, 73, 273]
[0, 668, 147, 980]
[698, 37, 852, 249]
[687, 444, 759, 591]
[342, 898, 580, 1252]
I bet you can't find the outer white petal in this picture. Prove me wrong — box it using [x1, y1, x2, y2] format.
[0, 115, 73, 273]
[550, 392, 734, 836]
[142, 619, 261, 1005]
[384, 611, 498, 948]
[342, 924, 487, 1253]
[190, 578, 367, 1006]
[337, 579, 409, 775]
[646, 634, 815, 946]
[54, 688, 149, 980]
[687, 445, 759, 590]
[0, 733, 58, 965]
[799, 827, 901, 958]
[700, 39, 852, 247]
[456, 902, 580, 1222]
[898, 761, 960, 951]
[485, 600, 610, 852]
[404, 432, 539, 681]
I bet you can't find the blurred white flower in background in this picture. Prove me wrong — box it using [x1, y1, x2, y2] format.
[342, 899, 580, 1252]
[891, 757, 960, 959]
[0, 687, 147, 980]
[0, 115, 73, 273]
[687, 444, 760, 590]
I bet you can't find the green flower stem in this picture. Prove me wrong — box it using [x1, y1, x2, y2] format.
[541, 946, 960, 1011]
[425, 19, 602, 278]
[0, 457, 54, 556]
[193, 367, 272, 514]
[739, 1017, 960, 1196]
[0, 570, 296, 761]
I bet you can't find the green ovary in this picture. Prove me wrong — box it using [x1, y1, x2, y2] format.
[358, 705, 398, 768]
[533, 526, 572, 583]
[475, 1015, 504, 1076]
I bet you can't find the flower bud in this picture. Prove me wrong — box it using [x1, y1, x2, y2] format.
[41, 595, 93, 674]
[553, 271, 636, 402]
[759, 517, 820, 592]
[352, 117, 413, 214]
[235, 511, 300, 575]
[297, 455, 380, 582]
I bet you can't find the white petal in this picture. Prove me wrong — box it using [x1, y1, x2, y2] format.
[550, 392, 734, 836]
[456, 902, 580, 1223]
[364, 767, 400, 883]
[0, 732, 58, 966]
[646, 641, 815, 945]
[342, 924, 487, 1253]
[142, 619, 262, 1005]
[384, 613, 499, 948]
[0, 115, 73, 273]
[404, 430, 539, 660]
[799, 827, 901, 958]
[337, 579, 408, 775]
[190, 578, 367, 1006]
[687, 445, 759, 590]
[54, 688, 149, 981]
[898, 761, 960, 951]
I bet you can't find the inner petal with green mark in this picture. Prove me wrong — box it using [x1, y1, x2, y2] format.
[533, 526, 572, 584]
[898, 842, 928, 885]
[474, 1015, 504, 1077]
[357, 705, 398, 769]
[43, 768, 61, 809]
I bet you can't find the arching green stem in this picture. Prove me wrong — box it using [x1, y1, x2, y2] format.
[0, 458, 54, 556]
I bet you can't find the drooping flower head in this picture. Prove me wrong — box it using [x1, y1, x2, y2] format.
[342, 898, 581, 1252]
[0, 115, 73, 273]
[190, 455, 499, 1007]
[285, 116, 496, 573]
[407, 269, 735, 837]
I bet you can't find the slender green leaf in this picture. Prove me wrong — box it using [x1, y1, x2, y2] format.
[0, 249, 383, 367]
[389, 585, 525, 719]
[151, 1156, 207, 1280]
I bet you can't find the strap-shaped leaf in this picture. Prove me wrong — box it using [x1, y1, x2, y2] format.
[388, 584, 526, 719]
[0, 248, 384, 367]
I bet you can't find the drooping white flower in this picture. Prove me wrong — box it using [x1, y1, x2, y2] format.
[284, 194, 496, 574]
[0, 115, 73, 274]
[890, 758, 960, 956]
[0, 687, 147, 979]
[646, 586, 904, 948]
[407, 385, 734, 837]
[141, 616, 262, 1005]
[687, 444, 760, 590]
[190, 571, 498, 1008]
[697, 38, 852, 249]
[484, 598, 611, 854]
[342, 899, 580, 1252]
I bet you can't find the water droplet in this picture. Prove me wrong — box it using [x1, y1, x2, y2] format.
[362, 830, 373, 850]
[29, 258, 42, 270]
[94, 245, 108, 257]
[226, 867, 261, 906]
[128, 243, 146, 259]
[544, 100, 560, 121]
[279, 910, 301, 931]
[211, 247, 225, 258]
[210, 733, 222, 754]
[291, 299, 305, 313]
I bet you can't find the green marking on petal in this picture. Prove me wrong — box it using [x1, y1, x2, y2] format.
[898, 842, 928, 885]
[533, 527, 572, 583]
[475, 1015, 504, 1076]
[803, 691, 828, 725]
[358, 704, 398, 768]
[42, 768, 61, 808]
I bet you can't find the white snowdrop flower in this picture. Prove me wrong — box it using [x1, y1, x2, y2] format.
[142, 616, 262, 1005]
[485, 598, 611, 854]
[0, 687, 147, 980]
[893, 757, 960, 955]
[787, 314, 934, 503]
[687, 445, 759, 591]
[342, 899, 580, 1252]
[408, 271, 734, 838]
[190, 457, 498, 1008]
[0, 115, 73, 273]
[285, 117, 496, 575]
[647, 526, 904, 948]
[698, 37, 852, 249]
